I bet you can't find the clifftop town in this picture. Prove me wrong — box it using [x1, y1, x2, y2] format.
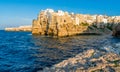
[5, 9, 120, 36]
[32, 9, 120, 37]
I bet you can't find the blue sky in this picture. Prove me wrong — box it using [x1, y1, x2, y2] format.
[0, 0, 120, 29]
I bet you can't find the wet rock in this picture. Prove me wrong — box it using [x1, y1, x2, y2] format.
[113, 66, 120, 72]
[103, 66, 115, 72]
[40, 49, 120, 72]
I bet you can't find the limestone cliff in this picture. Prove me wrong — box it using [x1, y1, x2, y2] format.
[32, 9, 89, 37]
[32, 9, 119, 37]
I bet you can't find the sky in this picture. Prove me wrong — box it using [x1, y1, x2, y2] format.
[0, 0, 120, 29]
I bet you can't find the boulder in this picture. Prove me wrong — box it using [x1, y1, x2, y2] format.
[112, 23, 120, 36]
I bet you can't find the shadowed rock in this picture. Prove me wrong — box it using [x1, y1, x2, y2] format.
[112, 23, 120, 37]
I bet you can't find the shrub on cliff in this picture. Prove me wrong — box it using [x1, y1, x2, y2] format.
[106, 23, 113, 31]
[81, 22, 89, 26]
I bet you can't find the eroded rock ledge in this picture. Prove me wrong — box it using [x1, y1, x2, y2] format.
[40, 49, 120, 72]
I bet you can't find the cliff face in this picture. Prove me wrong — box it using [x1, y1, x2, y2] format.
[112, 23, 120, 36]
[32, 20, 89, 37]
[32, 9, 119, 37]
[32, 9, 89, 37]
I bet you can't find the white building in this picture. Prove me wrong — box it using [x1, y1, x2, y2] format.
[43, 9, 54, 16]
[102, 18, 108, 24]
[86, 20, 93, 25]
[45, 9, 54, 13]
[44, 9, 54, 24]
[92, 15, 97, 20]
[75, 16, 80, 25]
[57, 10, 64, 16]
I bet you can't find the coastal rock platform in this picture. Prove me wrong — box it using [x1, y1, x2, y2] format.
[40, 47, 120, 72]
[5, 26, 32, 32]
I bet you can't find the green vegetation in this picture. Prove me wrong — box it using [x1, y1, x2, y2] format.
[88, 26, 94, 30]
[106, 23, 113, 31]
[99, 28, 105, 32]
[107, 60, 119, 67]
[81, 22, 89, 26]
[113, 60, 119, 67]
[92, 24, 97, 28]
[91, 69, 103, 72]
[107, 26, 113, 31]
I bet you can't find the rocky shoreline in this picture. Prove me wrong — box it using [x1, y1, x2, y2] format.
[38, 38, 120, 72]
[5, 25, 32, 32]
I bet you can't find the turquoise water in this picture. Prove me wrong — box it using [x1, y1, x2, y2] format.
[0, 30, 120, 72]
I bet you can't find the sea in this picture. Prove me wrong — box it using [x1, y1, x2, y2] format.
[0, 30, 120, 72]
